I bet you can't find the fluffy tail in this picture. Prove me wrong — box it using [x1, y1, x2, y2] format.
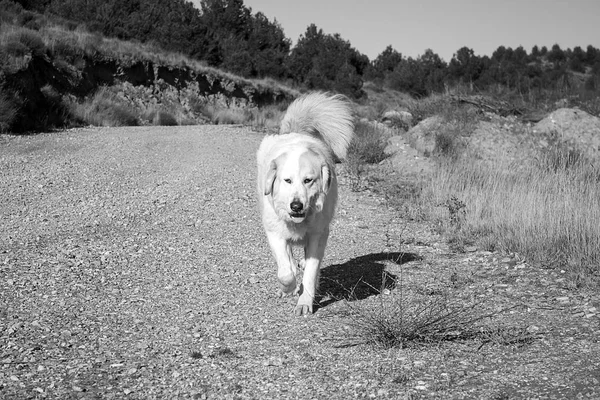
[279, 92, 354, 161]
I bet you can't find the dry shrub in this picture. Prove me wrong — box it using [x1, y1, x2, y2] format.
[348, 120, 390, 164]
[151, 110, 178, 126]
[341, 274, 531, 349]
[71, 88, 139, 127]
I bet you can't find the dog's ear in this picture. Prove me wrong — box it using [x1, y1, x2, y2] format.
[321, 163, 331, 194]
[264, 160, 278, 195]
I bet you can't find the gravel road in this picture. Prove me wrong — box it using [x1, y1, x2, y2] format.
[1, 125, 409, 399]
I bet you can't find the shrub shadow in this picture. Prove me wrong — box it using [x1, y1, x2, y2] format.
[316, 252, 421, 310]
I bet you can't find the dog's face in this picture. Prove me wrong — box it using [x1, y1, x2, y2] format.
[264, 149, 331, 223]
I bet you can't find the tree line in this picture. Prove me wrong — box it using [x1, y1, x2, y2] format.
[11, 0, 600, 98]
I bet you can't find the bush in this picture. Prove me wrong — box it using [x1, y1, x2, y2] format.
[71, 88, 139, 127]
[0, 90, 18, 133]
[347, 120, 390, 164]
[12, 28, 46, 56]
[341, 274, 530, 349]
[152, 110, 178, 126]
[48, 35, 82, 61]
[1, 39, 29, 58]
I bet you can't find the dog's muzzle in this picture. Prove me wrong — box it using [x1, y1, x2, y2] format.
[289, 199, 305, 222]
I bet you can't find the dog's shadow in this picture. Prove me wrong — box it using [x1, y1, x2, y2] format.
[316, 252, 420, 310]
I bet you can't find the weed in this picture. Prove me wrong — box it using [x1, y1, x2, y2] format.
[340, 273, 524, 349]
[209, 347, 236, 359]
[345, 152, 366, 192]
[441, 196, 466, 229]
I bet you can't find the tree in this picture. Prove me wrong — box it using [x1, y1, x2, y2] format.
[449, 46, 483, 86]
[570, 46, 586, 73]
[586, 45, 599, 65]
[547, 43, 566, 65]
[418, 49, 447, 94]
[287, 24, 367, 98]
[366, 45, 402, 80]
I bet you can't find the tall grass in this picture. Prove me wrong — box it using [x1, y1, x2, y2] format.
[70, 87, 139, 127]
[426, 146, 600, 285]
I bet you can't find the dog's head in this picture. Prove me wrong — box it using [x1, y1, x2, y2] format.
[264, 149, 331, 223]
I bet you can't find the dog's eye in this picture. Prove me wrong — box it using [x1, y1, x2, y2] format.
[284, 178, 292, 184]
[303, 178, 313, 184]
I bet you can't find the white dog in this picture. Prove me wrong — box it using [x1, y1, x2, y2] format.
[256, 92, 354, 315]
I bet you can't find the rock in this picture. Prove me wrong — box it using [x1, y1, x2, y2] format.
[405, 115, 444, 156]
[533, 108, 600, 160]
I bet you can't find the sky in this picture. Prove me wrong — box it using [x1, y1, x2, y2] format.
[191, 0, 600, 62]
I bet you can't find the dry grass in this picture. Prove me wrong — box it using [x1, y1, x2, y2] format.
[246, 105, 285, 132]
[425, 147, 600, 286]
[69, 87, 139, 127]
[340, 272, 531, 349]
[346, 120, 392, 191]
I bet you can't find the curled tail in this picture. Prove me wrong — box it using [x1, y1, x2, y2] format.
[279, 92, 354, 161]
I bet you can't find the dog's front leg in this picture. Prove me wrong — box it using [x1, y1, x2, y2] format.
[296, 231, 328, 316]
[266, 231, 298, 296]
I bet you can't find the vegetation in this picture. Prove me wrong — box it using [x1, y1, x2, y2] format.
[342, 276, 531, 349]
[69, 87, 139, 127]
[8, 0, 599, 101]
[426, 144, 600, 287]
[0, 0, 298, 133]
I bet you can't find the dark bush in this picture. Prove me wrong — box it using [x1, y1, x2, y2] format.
[13, 29, 46, 56]
[153, 110, 178, 126]
[0, 90, 19, 133]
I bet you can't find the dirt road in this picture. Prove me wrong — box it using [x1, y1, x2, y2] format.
[0, 126, 409, 398]
[2, 126, 599, 399]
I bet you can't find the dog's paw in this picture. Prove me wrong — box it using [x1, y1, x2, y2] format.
[298, 259, 306, 270]
[277, 288, 294, 298]
[278, 275, 297, 295]
[294, 295, 314, 316]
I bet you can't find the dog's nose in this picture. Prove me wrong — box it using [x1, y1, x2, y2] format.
[290, 200, 303, 212]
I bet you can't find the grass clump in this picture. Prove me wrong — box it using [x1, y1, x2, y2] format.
[346, 120, 392, 191]
[70, 87, 138, 127]
[341, 274, 530, 349]
[348, 120, 390, 164]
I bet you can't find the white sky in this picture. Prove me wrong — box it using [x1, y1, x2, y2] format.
[190, 0, 600, 62]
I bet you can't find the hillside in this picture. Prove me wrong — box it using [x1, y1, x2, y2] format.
[2, 0, 600, 134]
[0, 2, 298, 133]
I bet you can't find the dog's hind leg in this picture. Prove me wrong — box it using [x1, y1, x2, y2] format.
[296, 231, 328, 316]
[266, 231, 298, 296]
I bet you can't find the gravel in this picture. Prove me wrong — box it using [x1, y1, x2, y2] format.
[1, 125, 599, 399]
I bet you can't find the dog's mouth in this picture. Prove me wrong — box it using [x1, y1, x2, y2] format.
[289, 212, 306, 222]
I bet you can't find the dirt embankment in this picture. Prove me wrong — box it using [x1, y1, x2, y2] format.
[1, 54, 296, 132]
